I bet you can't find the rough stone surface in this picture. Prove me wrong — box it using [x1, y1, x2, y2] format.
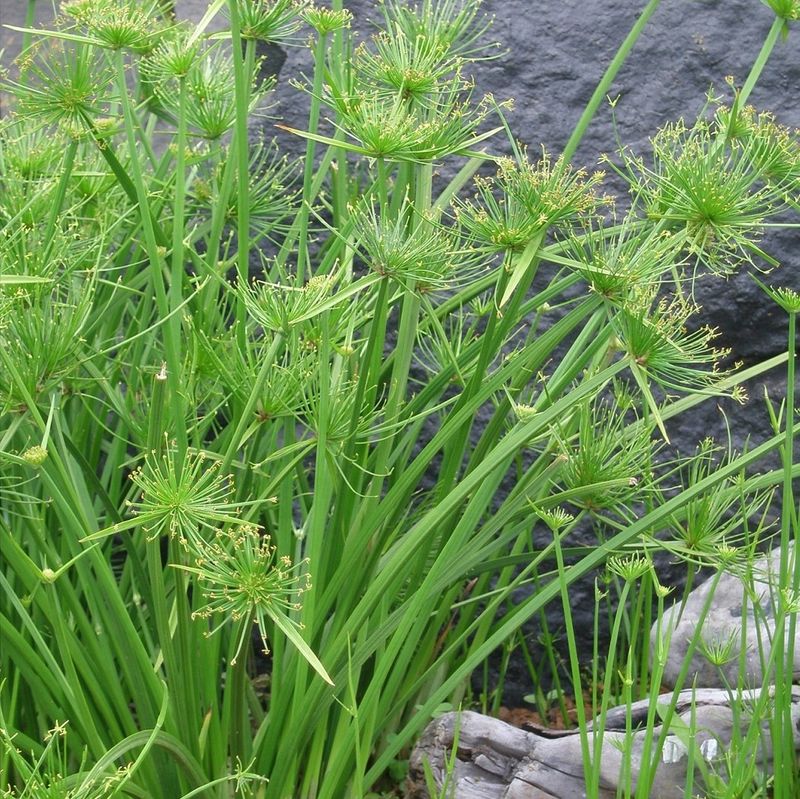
[409, 690, 800, 799]
[2, 0, 798, 704]
[655, 544, 800, 689]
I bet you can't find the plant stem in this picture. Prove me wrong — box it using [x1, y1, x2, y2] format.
[42, 138, 78, 252]
[228, 3, 255, 360]
[364, 434, 786, 783]
[562, 0, 662, 163]
[113, 52, 183, 445]
[297, 29, 330, 283]
[553, 519, 594, 782]
[22, 0, 36, 53]
[739, 16, 786, 106]
[219, 333, 284, 476]
[170, 75, 189, 460]
[773, 305, 798, 799]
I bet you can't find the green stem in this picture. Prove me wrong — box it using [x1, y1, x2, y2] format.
[302, 312, 331, 634]
[739, 16, 786, 106]
[553, 520, 594, 780]
[562, 0, 662, 163]
[224, 617, 252, 767]
[114, 52, 182, 445]
[42, 138, 78, 253]
[228, 6, 251, 289]
[228, 5, 255, 362]
[362, 434, 783, 785]
[206, 143, 238, 277]
[170, 76, 189, 459]
[219, 333, 284, 476]
[297, 30, 330, 282]
[366, 163, 431, 500]
[594, 578, 641, 798]
[774, 308, 798, 799]
[22, 0, 36, 53]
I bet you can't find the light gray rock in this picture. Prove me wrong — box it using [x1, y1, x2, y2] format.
[409, 689, 800, 798]
[654, 544, 800, 689]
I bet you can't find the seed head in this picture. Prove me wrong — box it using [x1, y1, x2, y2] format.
[182, 525, 323, 674]
[63, 0, 170, 53]
[302, 6, 352, 34]
[228, 0, 307, 44]
[127, 443, 240, 547]
[607, 554, 651, 582]
[22, 445, 48, 467]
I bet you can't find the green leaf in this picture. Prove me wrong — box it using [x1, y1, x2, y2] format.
[268, 610, 334, 686]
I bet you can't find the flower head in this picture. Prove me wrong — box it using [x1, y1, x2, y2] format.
[751, 275, 800, 315]
[228, 0, 307, 44]
[350, 200, 479, 291]
[619, 113, 796, 274]
[142, 42, 271, 139]
[354, 30, 462, 103]
[566, 219, 682, 302]
[140, 27, 200, 81]
[0, 282, 94, 412]
[607, 553, 652, 582]
[499, 150, 603, 233]
[379, 0, 499, 62]
[453, 173, 542, 252]
[21, 446, 49, 467]
[554, 399, 653, 514]
[455, 149, 602, 252]
[6, 43, 112, 131]
[762, 0, 800, 20]
[239, 273, 338, 331]
[654, 439, 772, 566]
[323, 75, 495, 161]
[63, 0, 170, 53]
[302, 5, 352, 35]
[180, 524, 332, 682]
[614, 290, 732, 394]
[187, 525, 307, 659]
[126, 444, 240, 547]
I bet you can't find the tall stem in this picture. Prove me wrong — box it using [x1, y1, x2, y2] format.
[562, 0, 662, 163]
[774, 307, 798, 799]
[364, 163, 430, 504]
[219, 333, 284, 476]
[297, 31, 330, 283]
[42, 138, 78, 252]
[114, 52, 183, 448]
[228, 3, 254, 354]
[22, 0, 37, 53]
[170, 76, 189, 459]
[739, 16, 785, 106]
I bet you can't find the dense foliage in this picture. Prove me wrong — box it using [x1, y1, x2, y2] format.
[1, 1, 798, 797]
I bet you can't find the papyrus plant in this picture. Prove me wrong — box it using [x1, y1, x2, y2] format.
[1, 1, 797, 797]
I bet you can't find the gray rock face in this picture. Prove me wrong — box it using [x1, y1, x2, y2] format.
[654, 544, 800, 690]
[410, 690, 800, 799]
